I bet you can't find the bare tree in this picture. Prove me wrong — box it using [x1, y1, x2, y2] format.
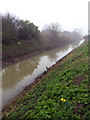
[42, 22, 62, 32]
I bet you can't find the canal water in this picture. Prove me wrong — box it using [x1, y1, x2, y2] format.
[1, 39, 85, 107]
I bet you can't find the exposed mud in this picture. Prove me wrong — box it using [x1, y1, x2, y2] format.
[74, 76, 85, 85]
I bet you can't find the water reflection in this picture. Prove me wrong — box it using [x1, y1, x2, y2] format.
[1, 39, 85, 106]
[2, 57, 40, 89]
[2, 45, 71, 89]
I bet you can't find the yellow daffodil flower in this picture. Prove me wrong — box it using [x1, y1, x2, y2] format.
[61, 98, 64, 101]
[61, 98, 66, 102]
[63, 99, 66, 102]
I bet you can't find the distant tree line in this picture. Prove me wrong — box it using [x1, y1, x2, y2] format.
[1, 13, 82, 46]
[41, 23, 82, 46]
[2, 13, 40, 44]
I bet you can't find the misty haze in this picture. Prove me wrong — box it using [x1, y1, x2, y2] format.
[0, 0, 88, 119]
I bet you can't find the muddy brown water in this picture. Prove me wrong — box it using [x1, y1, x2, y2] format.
[0, 39, 85, 107]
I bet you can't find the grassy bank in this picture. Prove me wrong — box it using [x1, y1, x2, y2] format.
[2, 38, 43, 66]
[2, 41, 89, 119]
[2, 37, 69, 67]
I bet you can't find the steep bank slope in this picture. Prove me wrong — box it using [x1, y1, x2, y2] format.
[2, 41, 89, 119]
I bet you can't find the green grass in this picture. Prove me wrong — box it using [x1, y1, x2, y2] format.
[2, 41, 89, 119]
[2, 37, 62, 65]
[2, 38, 41, 61]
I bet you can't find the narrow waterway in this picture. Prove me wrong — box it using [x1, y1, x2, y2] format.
[1, 39, 85, 107]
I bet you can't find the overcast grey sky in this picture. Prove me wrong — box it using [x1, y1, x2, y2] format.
[0, 0, 89, 35]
